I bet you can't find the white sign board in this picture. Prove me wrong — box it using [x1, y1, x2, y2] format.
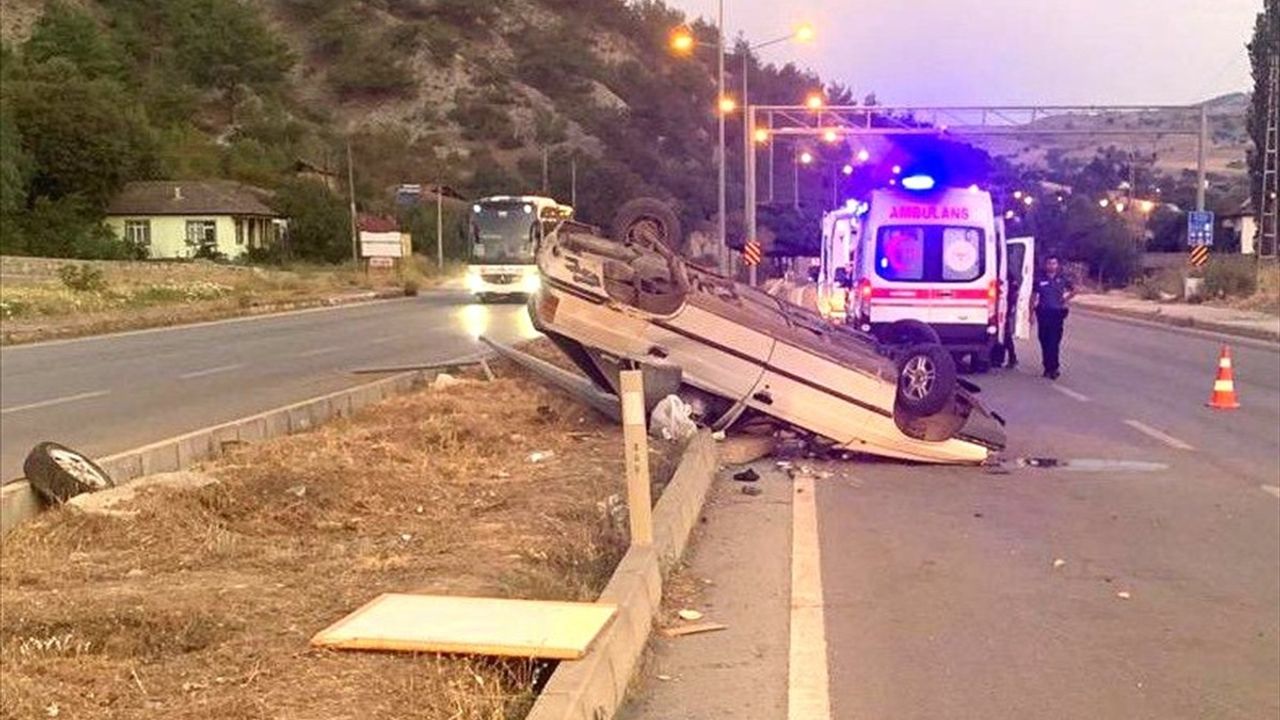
[368, 257, 394, 269]
[360, 231, 404, 258]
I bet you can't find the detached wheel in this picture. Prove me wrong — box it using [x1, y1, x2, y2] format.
[23, 442, 114, 504]
[896, 344, 957, 417]
[611, 198, 683, 254]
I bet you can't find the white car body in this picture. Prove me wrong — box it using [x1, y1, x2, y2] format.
[530, 225, 1006, 465]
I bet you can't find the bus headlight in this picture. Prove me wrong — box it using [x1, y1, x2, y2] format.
[522, 273, 542, 294]
[466, 269, 484, 293]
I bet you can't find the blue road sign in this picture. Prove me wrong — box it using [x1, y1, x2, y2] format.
[1188, 210, 1214, 247]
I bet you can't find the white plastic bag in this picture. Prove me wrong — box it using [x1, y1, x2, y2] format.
[650, 394, 698, 441]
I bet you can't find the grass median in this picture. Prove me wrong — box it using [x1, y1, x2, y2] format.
[0, 342, 679, 719]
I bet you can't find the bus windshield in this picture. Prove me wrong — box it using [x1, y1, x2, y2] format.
[471, 201, 539, 264]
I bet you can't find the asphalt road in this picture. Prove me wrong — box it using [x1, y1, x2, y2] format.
[0, 291, 538, 483]
[627, 311, 1280, 719]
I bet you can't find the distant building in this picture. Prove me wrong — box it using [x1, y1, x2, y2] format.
[105, 181, 284, 259]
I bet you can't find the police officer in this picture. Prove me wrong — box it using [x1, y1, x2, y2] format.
[1030, 255, 1075, 379]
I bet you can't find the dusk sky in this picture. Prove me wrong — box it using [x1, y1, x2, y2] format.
[666, 0, 1261, 106]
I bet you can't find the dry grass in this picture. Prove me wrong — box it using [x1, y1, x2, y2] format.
[0, 348, 673, 719]
[0, 256, 458, 345]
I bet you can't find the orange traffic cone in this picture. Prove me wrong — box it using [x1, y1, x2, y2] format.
[1207, 345, 1241, 410]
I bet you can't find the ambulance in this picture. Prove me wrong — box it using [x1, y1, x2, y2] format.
[819, 180, 1034, 372]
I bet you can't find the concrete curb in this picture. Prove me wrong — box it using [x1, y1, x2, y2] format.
[527, 431, 719, 720]
[1075, 305, 1280, 350]
[0, 369, 435, 536]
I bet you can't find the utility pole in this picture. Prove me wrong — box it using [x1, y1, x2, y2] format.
[1196, 104, 1208, 212]
[346, 139, 359, 269]
[571, 156, 577, 208]
[541, 148, 549, 195]
[435, 181, 444, 270]
[1261, 42, 1279, 257]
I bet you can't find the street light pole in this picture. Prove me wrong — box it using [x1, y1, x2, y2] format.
[717, 0, 727, 276]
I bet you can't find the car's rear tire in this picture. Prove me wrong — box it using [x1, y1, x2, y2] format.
[896, 344, 957, 417]
[611, 198, 682, 254]
[23, 441, 114, 504]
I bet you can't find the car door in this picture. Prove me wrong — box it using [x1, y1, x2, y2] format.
[1006, 236, 1035, 339]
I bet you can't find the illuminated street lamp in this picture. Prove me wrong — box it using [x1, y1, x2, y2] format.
[823, 128, 839, 143]
[718, 96, 737, 114]
[856, 148, 870, 163]
[669, 27, 695, 55]
[806, 92, 825, 111]
[1099, 198, 1110, 208]
[1115, 203, 1126, 213]
[1023, 196, 1034, 207]
[754, 127, 770, 143]
[795, 24, 815, 43]
[842, 164, 854, 176]
[891, 165, 902, 175]
[1139, 200, 1155, 214]
[800, 151, 814, 165]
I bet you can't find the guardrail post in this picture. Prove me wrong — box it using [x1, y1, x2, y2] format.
[620, 370, 653, 547]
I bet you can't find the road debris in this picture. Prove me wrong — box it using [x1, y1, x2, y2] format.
[1117, 591, 1132, 600]
[651, 395, 698, 441]
[312, 594, 618, 660]
[660, 622, 728, 638]
[286, 484, 307, 498]
[657, 674, 674, 681]
[732, 468, 760, 483]
[431, 373, 467, 390]
[719, 434, 778, 465]
[742, 485, 764, 497]
[1053, 558, 1067, 569]
[527, 450, 555, 463]
[677, 609, 704, 621]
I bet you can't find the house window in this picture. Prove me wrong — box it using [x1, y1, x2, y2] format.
[185, 220, 217, 256]
[124, 220, 151, 248]
[235, 219, 246, 246]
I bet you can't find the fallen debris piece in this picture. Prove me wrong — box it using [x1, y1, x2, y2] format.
[311, 593, 618, 660]
[24, 441, 115, 504]
[660, 622, 727, 638]
[657, 674, 674, 682]
[1052, 558, 1067, 569]
[719, 435, 779, 465]
[527, 450, 555, 463]
[286, 484, 307, 498]
[1116, 591, 1132, 600]
[676, 609, 704, 622]
[732, 468, 760, 483]
[742, 485, 764, 497]
[431, 373, 467, 390]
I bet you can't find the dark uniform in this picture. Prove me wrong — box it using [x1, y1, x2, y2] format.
[1034, 273, 1074, 378]
[1001, 277, 1020, 368]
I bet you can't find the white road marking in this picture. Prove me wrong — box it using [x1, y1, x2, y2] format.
[789, 474, 831, 720]
[1261, 485, 1280, 499]
[1051, 385, 1090, 402]
[0, 390, 109, 415]
[1124, 419, 1195, 451]
[368, 336, 397, 345]
[177, 363, 245, 380]
[296, 346, 339, 358]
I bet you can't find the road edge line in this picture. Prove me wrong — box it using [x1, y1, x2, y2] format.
[526, 431, 719, 720]
[788, 474, 832, 720]
[0, 368, 436, 536]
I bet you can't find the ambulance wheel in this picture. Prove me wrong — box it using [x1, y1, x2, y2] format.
[896, 344, 956, 417]
[880, 319, 940, 348]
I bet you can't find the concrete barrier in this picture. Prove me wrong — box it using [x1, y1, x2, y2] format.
[527, 431, 719, 720]
[0, 369, 432, 536]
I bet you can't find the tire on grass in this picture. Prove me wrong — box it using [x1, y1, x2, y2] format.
[22, 441, 115, 504]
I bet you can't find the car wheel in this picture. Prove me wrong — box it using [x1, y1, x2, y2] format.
[611, 198, 683, 254]
[23, 441, 114, 504]
[896, 344, 957, 417]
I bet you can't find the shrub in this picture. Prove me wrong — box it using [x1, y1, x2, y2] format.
[1202, 258, 1257, 298]
[57, 263, 107, 292]
[403, 279, 419, 296]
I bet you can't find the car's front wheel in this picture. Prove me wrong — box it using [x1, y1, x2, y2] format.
[896, 344, 957, 417]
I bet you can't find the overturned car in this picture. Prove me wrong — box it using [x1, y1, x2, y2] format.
[524, 199, 1006, 464]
